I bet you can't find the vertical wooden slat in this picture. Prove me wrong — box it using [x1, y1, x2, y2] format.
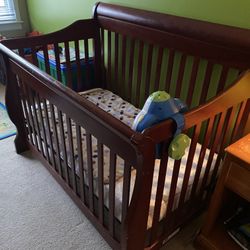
[42, 99, 56, 169]
[164, 48, 175, 93]
[18, 48, 25, 58]
[57, 110, 69, 184]
[84, 39, 90, 88]
[150, 145, 169, 243]
[64, 41, 73, 89]
[144, 44, 153, 101]
[127, 39, 135, 102]
[109, 152, 116, 237]
[76, 125, 86, 202]
[66, 116, 77, 192]
[107, 31, 112, 89]
[190, 118, 214, 198]
[36, 94, 50, 162]
[18, 80, 34, 145]
[199, 61, 213, 104]
[153, 46, 164, 91]
[178, 123, 201, 206]
[186, 57, 200, 107]
[135, 40, 144, 107]
[165, 160, 182, 217]
[114, 33, 119, 93]
[74, 40, 82, 92]
[53, 43, 62, 82]
[200, 112, 226, 194]
[42, 45, 50, 74]
[100, 28, 106, 88]
[97, 142, 104, 224]
[216, 66, 229, 94]
[175, 54, 187, 97]
[86, 132, 94, 212]
[31, 47, 38, 66]
[121, 35, 127, 98]
[26, 86, 43, 153]
[49, 103, 62, 176]
[121, 163, 131, 223]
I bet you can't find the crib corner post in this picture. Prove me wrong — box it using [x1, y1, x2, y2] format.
[121, 136, 156, 250]
[1, 53, 29, 154]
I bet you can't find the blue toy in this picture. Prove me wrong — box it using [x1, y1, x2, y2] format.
[132, 91, 190, 160]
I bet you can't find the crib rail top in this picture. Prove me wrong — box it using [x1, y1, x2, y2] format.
[94, 2, 250, 53]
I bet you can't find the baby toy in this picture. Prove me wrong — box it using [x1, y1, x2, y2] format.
[132, 91, 190, 160]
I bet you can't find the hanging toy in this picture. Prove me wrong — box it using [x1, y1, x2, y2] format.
[132, 91, 190, 160]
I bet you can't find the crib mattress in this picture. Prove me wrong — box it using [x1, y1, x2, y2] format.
[37, 88, 218, 229]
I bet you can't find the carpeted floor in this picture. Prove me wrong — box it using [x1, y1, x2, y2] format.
[0, 83, 199, 250]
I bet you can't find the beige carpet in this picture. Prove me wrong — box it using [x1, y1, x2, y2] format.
[0, 83, 199, 250]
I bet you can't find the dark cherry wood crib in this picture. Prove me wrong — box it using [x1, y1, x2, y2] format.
[0, 2, 249, 249]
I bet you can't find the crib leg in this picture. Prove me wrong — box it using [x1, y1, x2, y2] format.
[3, 55, 29, 154]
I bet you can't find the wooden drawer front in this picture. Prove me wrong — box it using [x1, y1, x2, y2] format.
[225, 162, 250, 202]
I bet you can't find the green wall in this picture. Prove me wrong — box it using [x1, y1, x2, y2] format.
[27, 0, 250, 34]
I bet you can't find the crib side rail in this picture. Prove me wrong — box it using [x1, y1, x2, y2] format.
[1, 43, 159, 249]
[142, 71, 249, 247]
[1, 19, 103, 91]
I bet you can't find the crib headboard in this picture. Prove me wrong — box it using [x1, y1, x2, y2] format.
[94, 2, 250, 108]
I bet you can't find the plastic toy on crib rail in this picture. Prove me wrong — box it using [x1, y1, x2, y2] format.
[132, 91, 190, 160]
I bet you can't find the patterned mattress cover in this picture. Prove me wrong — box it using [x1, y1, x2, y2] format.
[38, 88, 218, 228]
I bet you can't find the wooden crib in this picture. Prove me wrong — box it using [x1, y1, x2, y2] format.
[0, 2, 249, 249]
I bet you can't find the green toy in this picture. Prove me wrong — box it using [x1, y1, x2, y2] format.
[168, 134, 191, 160]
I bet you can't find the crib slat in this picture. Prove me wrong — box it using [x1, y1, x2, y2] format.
[36, 94, 50, 162]
[165, 160, 182, 215]
[121, 35, 127, 98]
[50, 103, 63, 176]
[164, 160, 181, 230]
[179, 124, 201, 206]
[209, 107, 233, 185]
[23, 85, 39, 149]
[114, 33, 119, 93]
[186, 57, 200, 107]
[97, 142, 104, 224]
[144, 44, 153, 101]
[200, 112, 227, 195]
[135, 40, 144, 107]
[100, 28, 106, 88]
[164, 48, 175, 93]
[216, 66, 229, 94]
[42, 46, 50, 75]
[150, 146, 169, 243]
[154, 46, 164, 91]
[42, 99, 56, 169]
[121, 163, 131, 223]
[27, 86, 43, 153]
[74, 40, 82, 92]
[230, 101, 247, 143]
[86, 132, 94, 213]
[107, 31, 112, 89]
[66, 116, 77, 192]
[84, 39, 90, 88]
[58, 110, 69, 184]
[64, 41, 73, 89]
[31, 47, 38, 66]
[76, 125, 86, 202]
[199, 61, 213, 104]
[53, 43, 62, 82]
[190, 118, 214, 198]
[18, 48, 25, 58]
[127, 39, 135, 102]
[18, 80, 34, 145]
[109, 151, 116, 237]
[175, 54, 187, 97]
